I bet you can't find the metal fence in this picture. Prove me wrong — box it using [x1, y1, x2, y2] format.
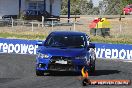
[0, 15, 132, 39]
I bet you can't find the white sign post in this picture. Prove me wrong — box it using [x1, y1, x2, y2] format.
[52, 20, 53, 31]
[31, 22, 33, 32]
[42, 16, 44, 27]
[11, 17, 14, 28]
[73, 20, 76, 31]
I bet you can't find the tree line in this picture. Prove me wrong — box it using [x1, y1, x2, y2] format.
[61, 0, 132, 15]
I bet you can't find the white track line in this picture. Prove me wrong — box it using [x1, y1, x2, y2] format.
[122, 60, 132, 63]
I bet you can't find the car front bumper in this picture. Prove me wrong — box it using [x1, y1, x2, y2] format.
[36, 57, 90, 72]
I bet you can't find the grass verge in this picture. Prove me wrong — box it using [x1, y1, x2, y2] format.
[0, 32, 132, 44]
[0, 32, 47, 40]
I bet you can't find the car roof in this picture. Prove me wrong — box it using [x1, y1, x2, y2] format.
[50, 31, 87, 36]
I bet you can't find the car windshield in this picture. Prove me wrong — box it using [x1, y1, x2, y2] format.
[45, 35, 86, 48]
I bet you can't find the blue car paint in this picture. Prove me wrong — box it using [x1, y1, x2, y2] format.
[36, 31, 95, 72]
[36, 48, 89, 71]
[39, 47, 86, 57]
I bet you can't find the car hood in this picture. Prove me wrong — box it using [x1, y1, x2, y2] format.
[39, 47, 86, 57]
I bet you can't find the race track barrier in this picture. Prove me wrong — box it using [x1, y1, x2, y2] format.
[0, 38, 132, 60]
[0, 38, 38, 55]
[95, 43, 132, 60]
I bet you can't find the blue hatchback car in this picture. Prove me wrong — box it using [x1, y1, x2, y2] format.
[36, 31, 96, 76]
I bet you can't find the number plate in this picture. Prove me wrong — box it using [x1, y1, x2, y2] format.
[55, 60, 67, 64]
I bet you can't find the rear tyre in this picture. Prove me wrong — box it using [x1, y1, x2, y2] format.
[36, 70, 44, 76]
[90, 61, 95, 73]
[90, 53, 96, 73]
[90, 65, 95, 73]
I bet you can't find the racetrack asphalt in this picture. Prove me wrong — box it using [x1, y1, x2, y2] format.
[0, 53, 132, 88]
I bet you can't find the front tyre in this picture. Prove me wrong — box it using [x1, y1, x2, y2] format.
[36, 70, 44, 76]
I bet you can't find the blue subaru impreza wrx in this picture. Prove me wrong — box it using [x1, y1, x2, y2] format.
[36, 31, 96, 76]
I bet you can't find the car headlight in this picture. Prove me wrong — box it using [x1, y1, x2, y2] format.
[75, 56, 87, 60]
[37, 53, 49, 58]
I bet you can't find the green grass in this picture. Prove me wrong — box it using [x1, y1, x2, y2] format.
[91, 36, 132, 44]
[0, 32, 132, 44]
[0, 32, 47, 40]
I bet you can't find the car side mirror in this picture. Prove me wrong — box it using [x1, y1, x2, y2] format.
[88, 43, 95, 49]
[36, 40, 44, 46]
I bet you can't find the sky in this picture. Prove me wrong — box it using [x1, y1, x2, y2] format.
[92, 0, 103, 7]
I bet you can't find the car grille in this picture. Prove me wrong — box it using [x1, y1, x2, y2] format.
[49, 56, 74, 71]
[50, 56, 72, 64]
[48, 64, 75, 71]
[51, 56, 72, 61]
